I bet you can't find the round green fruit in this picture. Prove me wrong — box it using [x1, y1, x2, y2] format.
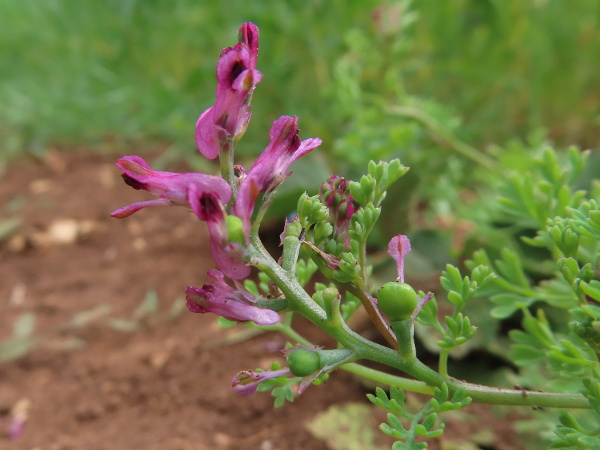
[287, 349, 322, 377]
[377, 282, 418, 321]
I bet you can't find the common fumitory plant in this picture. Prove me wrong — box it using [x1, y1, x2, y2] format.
[112, 22, 600, 448]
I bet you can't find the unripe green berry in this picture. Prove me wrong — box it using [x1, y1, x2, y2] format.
[377, 282, 418, 321]
[287, 349, 322, 377]
[225, 215, 245, 244]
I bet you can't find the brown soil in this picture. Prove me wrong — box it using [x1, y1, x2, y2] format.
[0, 151, 524, 449]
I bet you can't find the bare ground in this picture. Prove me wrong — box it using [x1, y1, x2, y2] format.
[0, 150, 524, 449]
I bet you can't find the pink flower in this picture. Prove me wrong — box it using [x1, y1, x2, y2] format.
[235, 115, 322, 235]
[388, 234, 411, 283]
[232, 367, 292, 396]
[238, 22, 259, 69]
[195, 23, 262, 159]
[188, 188, 250, 280]
[110, 156, 231, 219]
[111, 156, 250, 279]
[186, 269, 279, 326]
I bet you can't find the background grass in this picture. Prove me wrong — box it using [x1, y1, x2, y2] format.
[1, 0, 599, 165]
[2, 4, 599, 442]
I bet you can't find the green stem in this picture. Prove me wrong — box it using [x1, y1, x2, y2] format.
[254, 297, 288, 312]
[250, 195, 274, 236]
[358, 241, 369, 287]
[341, 363, 434, 395]
[438, 348, 450, 377]
[251, 234, 327, 324]
[248, 235, 591, 410]
[264, 321, 312, 347]
[374, 348, 591, 409]
[406, 404, 433, 442]
[457, 381, 590, 409]
[281, 235, 302, 273]
[390, 319, 416, 359]
[284, 311, 294, 328]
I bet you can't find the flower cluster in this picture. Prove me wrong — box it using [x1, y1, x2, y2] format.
[110, 21, 435, 404]
[107, 20, 600, 449]
[111, 23, 321, 323]
[110, 22, 431, 398]
[319, 175, 358, 248]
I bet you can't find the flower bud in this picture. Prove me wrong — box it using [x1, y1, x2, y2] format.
[312, 287, 339, 309]
[285, 221, 303, 238]
[562, 228, 580, 257]
[377, 282, 418, 321]
[560, 257, 580, 284]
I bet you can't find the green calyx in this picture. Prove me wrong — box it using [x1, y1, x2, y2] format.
[378, 282, 418, 321]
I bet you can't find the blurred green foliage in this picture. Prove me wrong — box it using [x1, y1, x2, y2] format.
[0, 0, 382, 160]
[1, 0, 599, 164]
[2, 3, 599, 445]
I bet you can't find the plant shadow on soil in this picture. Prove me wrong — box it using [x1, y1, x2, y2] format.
[0, 151, 524, 449]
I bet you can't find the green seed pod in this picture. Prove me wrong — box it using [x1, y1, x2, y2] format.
[378, 282, 418, 321]
[287, 348, 322, 377]
[225, 215, 245, 244]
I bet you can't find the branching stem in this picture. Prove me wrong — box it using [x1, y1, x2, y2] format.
[249, 235, 591, 410]
[438, 348, 450, 378]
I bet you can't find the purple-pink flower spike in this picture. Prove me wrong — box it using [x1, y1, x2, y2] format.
[186, 269, 279, 326]
[235, 115, 322, 235]
[388, 235, 412, 283]
[110, 155, 231, 219]
[195, 23, 262, 159]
